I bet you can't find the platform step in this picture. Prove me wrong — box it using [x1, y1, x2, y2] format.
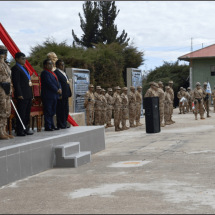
[54, 142, 91, 168]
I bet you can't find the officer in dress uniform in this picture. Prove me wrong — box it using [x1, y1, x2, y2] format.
[54, 60, 72, 129]
[11, 52, 34, 136]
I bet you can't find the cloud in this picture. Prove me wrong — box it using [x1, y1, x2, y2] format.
[1, 1, 215, 69]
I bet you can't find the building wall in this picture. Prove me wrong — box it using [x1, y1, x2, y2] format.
[192, 58, 215, 89]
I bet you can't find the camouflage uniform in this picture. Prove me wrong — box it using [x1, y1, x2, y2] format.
[164, 86, 172, 125]
[169, 81, 175, 123]
[211, 87, 215, 113]
[100, 89, 107, 127]
[192, 82, 205, 120]
[157, 82, 165, 127]
[135, 86, 143, 126]
[0, 46, 13, 139]
[183, 88, 190, 113]
[128, 86, 137, 127]
[84, 85, 95, 126]
[94, 86, 103, 125]
[177, 87, 185, 114]
[105, 88, 114, 127]
[112, 86, 122, 131]
[187, 88, 193, 112]
[144, 82, 159, 97]
[121, 87, 129, 130]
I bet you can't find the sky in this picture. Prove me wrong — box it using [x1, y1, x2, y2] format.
[1, 1, 215, 73]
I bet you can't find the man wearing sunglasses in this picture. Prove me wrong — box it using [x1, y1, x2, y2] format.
[11, 52, 34, 136]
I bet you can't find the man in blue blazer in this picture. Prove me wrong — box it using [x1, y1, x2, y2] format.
[41, 59, 62, 131]
[55, 60, 72, 129]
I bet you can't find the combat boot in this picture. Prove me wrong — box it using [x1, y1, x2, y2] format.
[136, 122, 142, 126]
[160, 123, 165, 127]
[200, 114, 205, 120]
[195, 114, 198, 120]
[130, 124, 136, 128]
[0, 128, 10, 140]
[121, 127, 127, 130]
[125, 126, 130, 130]
[165, 121, 171, 125]
[3, 130, 14, 139]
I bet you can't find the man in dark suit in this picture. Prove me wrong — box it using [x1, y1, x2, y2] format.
[11, 52, 34, 136]
[55, 60, 72, 129]
[41, 59, 62, 131]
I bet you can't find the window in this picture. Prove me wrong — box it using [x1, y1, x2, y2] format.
[211, 66, 215, 76]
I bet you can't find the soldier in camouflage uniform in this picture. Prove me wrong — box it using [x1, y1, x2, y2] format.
[192, 82, 206, 120]
[128, 86, 137, 127]
[94, 86, 103, 125]
[158, 81, 165, 127]
[211, 86, 215, 113]
[177, 87, 185, 114]
[164, 86, 172, 125]
[183, 88, 190, 113]
[84, 84, 95, 126]
[135, 86, 143, 126]
[203, 82, 211, 118]
[112, 86, 122, 131]
[0, 45, 14, 139]
[121, 87, 129, 130]
[187, 87, 193, 112]
[144, 82, 159, 97]
[105, 88, 114, 127]
[168, 80, 175, 124]
[101, 89, 108, 128]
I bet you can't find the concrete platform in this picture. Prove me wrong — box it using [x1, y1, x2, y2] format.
[0, 126, 105, 187]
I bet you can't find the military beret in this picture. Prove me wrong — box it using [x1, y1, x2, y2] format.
[96, 86, 101, 90]
[165, 86, 170, 89]
[88, 84, 94, 88]
[169, 80, 173, 84]
[137, 86, 142, 89]
[158, 81, 163, 85]
[130, 86, 135, 90]
[101, 88, 106, 92]
[196, 82, 201, 86]
[108, 88, 112, 92]
[203, 82, 208, 85]
[122, 87, 128, 91]
[116, 86, 121, 90]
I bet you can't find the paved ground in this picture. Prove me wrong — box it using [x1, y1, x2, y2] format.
[1, 108, 215, 214]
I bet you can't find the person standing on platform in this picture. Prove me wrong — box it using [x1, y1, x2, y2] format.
[135, 86, 143, 126]
[128, 86, 137, 127]
[0, 46, 14, 139]
[121, 87, 129, 130]
[84, 84, 95, 126]
[168, 80, 175, 124]
[192, 82, 205, 120]
[11, 52, 34, 136]
[54, 60, 72, 129]
[41, 59, 62, 131]
[211, 86, 215, 113]
[100, 89, 107, 128]
[164, 86, 172, 125]
[187, 87, 193, 112]
[112, 86, 122, 131]
[105, 88, 114, 127]
[177, 87, 185, 114]
[94, 86, 102, 125]
[157, 81, 165, 127]
[203, 82, 211, 118]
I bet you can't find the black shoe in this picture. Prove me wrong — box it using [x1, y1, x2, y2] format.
[52, 127, 60, 130]
[59, 126, 66, 129]
[45, 128, 54, 131]
[17, 132, 26, 136]
[67, 126, 71, 128]
[24, 130, 34, 135]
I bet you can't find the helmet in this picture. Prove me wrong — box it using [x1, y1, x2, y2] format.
[130, 86, 135, 90]
[88, 84, 94, 88]
[137, 86, 142, 89]
[196, 82, 201, 86]
[96, 86, 101, 90]
[108, 88, 112, 92]
[203, 82, 207, 86]
[169, 80, 173, 84]
[122, 87, 128, 91]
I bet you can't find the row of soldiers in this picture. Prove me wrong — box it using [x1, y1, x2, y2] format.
[84, 85, 143, 132]
[144, 80, 175, 127]
[178, 82, 215, 120]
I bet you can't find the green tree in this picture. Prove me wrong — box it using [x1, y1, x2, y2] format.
[72, 1, 100, 48]
[98, 1, 130, 45]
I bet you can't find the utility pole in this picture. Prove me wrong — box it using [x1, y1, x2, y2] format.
[190, 38, 193, 90]
[202, 43, 203, 48]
